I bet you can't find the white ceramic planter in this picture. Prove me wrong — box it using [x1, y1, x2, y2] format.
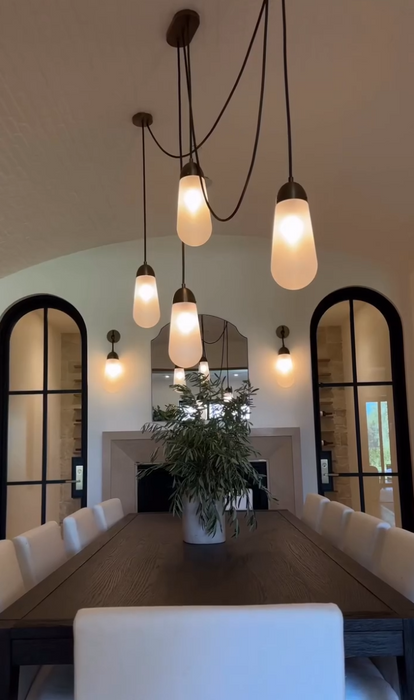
[182, 498, 226, 545]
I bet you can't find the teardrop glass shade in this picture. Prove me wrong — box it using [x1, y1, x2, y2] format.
[177, 174, 212, 247]
[271, 198, 318, 290]
[275, 351, 294, 388]
[133, 274, 160, 328]
[168, 300, 202, 368]
[198, 358, 210, 380]
[173, 367, 186, 386]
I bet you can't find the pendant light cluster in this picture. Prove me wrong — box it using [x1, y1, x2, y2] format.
[132, 0, 318, 374]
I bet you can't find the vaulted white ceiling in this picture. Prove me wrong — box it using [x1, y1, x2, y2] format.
[0, 0, 413, 277]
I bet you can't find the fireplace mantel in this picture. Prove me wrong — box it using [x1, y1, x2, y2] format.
[102, 428, 303, 516]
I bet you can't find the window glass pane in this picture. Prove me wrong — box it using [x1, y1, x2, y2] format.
[6, 484, 42, 538]
[48, 310, 81, 390]
[46, 483, 81, 525]
[319, 386, 358, 474]
[358, 386, 396, 473]
[316, 301, 353, 383]
[354, 301, 391, 382]
[47, 393, 82, 479]
[7, 394, 43, 481]
[9, 310, 44, 391]
[326, 477, 361, 511]
[364, 476, 401, 527]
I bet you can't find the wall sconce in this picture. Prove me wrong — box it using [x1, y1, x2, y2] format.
[105, 330, 123, 390]
[275, 325, 294, 388]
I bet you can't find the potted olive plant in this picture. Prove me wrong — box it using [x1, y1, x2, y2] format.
[141, 373, 271, 544]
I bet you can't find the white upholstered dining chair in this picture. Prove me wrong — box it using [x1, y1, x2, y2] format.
[13, 522, 68, 589]
[93, 498, 124, 531]
[342, 512, 390, 571]
[373, 526, 414, 601]
[320, 501, 353, 549]
[0, 539, 73, 700]
[74, 604, 345, 700]
[63, 507, 102, 556]
[302, 493, 329, 532]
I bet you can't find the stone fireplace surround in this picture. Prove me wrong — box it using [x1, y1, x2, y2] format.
[102, 428, 303, 516]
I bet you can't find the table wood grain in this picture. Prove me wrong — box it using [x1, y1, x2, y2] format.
[1, 511, 414, 699]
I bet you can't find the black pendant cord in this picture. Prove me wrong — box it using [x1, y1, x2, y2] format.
[177, 44, 186, 288]
[201, 315, 206, 355]
[226, 321, 230, 388]
[282, 0, 293, 181]
[141, 126, 147, 263]
[204, 325, 226, 345]
[183, 0, 269, 222]
[219, 320, 227, 383]
[147, 0, 268, 161]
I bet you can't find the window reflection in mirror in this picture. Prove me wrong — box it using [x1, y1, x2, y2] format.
[151, 315, 248, 421]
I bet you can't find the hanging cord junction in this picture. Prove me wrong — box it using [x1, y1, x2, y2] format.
[147, 0, 268, 160]
[181, 0, 269, 222]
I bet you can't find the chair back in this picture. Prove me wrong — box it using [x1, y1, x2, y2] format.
[0, 539, 26, 611]
[302, 493, 329, 532]
[93, 498, 124, 531]
[373, 526, 414, 602]
[63, 507, 101, 556]
[342, 511, 390, 571]
[13, 521, 67, 589]
[320, 501, 353, 549]
[74, 604, 345, 700]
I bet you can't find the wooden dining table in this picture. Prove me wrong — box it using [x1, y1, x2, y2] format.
[1, 510, 414, 699]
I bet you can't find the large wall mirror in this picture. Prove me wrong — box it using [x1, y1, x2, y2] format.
[151, 315, 248, 419]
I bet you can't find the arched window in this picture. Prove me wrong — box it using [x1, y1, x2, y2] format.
[0, 295, 87, 539]
[310, 287, 414, 531]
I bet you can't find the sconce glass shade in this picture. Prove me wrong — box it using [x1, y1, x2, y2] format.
[104, 353, 123, 393]
[177, 162, 212, 247]
[276, 349, 294, 388]
[133, 264, 160, 328]
[198, 356, 210, 380]
[168, 287, 202, 368]
[173, 366, 186, 387]
[271, 182, 318, 290]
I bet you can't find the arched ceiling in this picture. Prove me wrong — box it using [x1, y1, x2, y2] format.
[0, 0, 413, 277]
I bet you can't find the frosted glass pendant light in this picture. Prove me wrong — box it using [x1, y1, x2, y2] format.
[133, 263, 160, 328]
[132, 112, 160, 328]
[173, 366, 186, 386]
[198, 355, 210, 379]
[168, 286, 202, 368]
[177, 161, 212, 247]
[271, 0, 318, 290]
[271, 181, 318, 290]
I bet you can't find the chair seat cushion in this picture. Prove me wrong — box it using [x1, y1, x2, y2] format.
[346, 658, 399, 699]
[25, 665, 73, 700]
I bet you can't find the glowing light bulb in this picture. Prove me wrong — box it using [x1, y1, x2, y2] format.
[271, 183, 318, 290]
[177, 162, 212, 247]
[176, 311, 198, 335]
[105, 358, 123, 380]
[279, 214, 304, 245]
[132, 265, 160, 328]
[223, 387, 233, 402]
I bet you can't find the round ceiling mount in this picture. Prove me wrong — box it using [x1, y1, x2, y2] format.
[166, 9, 200, 48]
[132, 112, 153, 128]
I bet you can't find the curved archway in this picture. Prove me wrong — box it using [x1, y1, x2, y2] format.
[310, 287, 414, 531]
[0, 295, 88, 538]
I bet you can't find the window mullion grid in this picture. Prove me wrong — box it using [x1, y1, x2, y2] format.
[41, 308, 48, 524]
[349, 300, 365, 511]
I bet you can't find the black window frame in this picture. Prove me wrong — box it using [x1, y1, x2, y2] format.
[0, 294, 88, 538]
[310, 286, 414, 531]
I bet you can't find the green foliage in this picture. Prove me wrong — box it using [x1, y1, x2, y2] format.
[141, 372, 271, 537]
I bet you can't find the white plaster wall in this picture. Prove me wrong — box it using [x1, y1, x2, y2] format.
[0, 236, 411, 508]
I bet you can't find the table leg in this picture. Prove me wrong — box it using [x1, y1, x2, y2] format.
[0, 628, 18, 700]
[398, 620, 414, 700]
